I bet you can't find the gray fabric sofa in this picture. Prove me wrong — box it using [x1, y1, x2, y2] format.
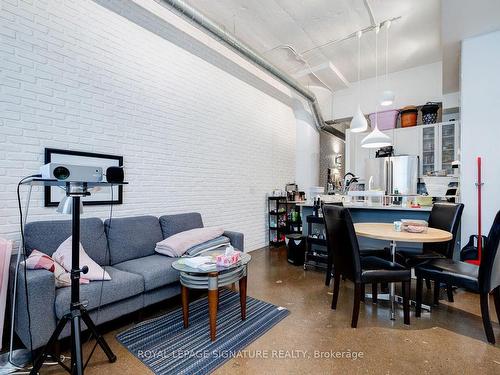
[12, 212, 243, 350]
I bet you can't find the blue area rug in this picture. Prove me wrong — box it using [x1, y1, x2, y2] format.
[116, 289, 289, 375]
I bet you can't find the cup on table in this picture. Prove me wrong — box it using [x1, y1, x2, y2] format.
[393, 221, 402, 232]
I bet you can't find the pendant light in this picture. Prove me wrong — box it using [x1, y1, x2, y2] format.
[362, 26, 392, 148]
[349, 31, 368, 133]
[380, 20, 395, 106]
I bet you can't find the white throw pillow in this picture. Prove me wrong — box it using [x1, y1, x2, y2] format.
[52, 237, 111, 281]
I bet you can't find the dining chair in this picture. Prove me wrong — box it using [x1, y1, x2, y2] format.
[323, 205, 412, 327]
[415, 210, 500, 344]
[397, 203, 464, 302]
[324, 202, 344, 286]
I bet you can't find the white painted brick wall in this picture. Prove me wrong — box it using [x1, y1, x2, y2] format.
[0, 0, 297, 251]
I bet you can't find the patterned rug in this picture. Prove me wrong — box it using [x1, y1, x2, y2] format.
[116, 289, 289, 374]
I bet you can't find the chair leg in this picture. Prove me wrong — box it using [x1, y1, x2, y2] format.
[446, 284, 454, 302]
[433, 281, 440, 305]
[480, 292, 496, 344]
[372, 283, 378, 303]
[402, 281, 410, 325]
[331, 272, 341, 310]
[351, 283, 361, 328]
[415, 276, 423, 318]
[325, 256, 333, 286]
[425, 279, 432, 290]
[360, 283, 365, 302]
[494, 287, 500, 324]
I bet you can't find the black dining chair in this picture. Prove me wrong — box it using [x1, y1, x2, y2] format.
[415, 210, 500, 344]
[324, 202, 344, 286]
[397, 203, 464, 302]
[323, 205, 411, 327]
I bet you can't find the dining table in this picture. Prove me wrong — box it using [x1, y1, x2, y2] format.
[354, 222, 453, 320]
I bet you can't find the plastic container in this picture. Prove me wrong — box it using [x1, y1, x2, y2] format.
[421, 102, 440, 124]
[368, 109, 399, 130]
[400, 106, 418, 127]
[401, 219, 429, 233]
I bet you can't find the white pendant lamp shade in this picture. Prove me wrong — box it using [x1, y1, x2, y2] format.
[350, 104, 368, 132]
[380, 90, 395, 106]
[361, 125, 392, 148]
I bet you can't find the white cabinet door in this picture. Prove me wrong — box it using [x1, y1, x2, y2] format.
[419, 125, 439, 176]
[439, 122, 459, 174]
[393, 127, 420, 156]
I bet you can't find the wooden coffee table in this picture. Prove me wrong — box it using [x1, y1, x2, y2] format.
[172, 249, 251, 341]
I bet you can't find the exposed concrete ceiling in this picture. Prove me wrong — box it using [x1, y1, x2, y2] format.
[185, 0, 442, 92]
[441, 0, 500, 93]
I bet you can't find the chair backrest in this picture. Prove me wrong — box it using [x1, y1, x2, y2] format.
[322, 205, 362, 283]
[423, 203, 464, 258]
[479, 210, 500, 293]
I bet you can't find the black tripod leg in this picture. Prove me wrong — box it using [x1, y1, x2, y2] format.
[30, 315, 69, 375]
[71, 314, 84, 375]
[81, 310, 117, 363]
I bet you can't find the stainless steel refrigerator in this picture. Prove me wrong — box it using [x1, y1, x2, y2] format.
[365, 156, 419, 195]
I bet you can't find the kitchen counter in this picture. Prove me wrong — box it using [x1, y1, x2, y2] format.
[297, 201, 432, 211]
[300, 200, 433, 251]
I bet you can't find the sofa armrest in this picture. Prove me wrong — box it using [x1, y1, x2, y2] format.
[11, 264, 57, 350]
[224, 231, 244, 252]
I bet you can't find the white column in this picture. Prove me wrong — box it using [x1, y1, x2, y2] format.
[291, 98, 320, 193]
[460, 30, 500, 244]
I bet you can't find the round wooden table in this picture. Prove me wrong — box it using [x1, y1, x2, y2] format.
[354, 223, 452, 320]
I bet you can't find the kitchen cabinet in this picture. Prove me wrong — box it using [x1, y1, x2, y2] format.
[345, 121, 460, 179]
[393, 127, 421, 156]
[421, 125, 437, 176]
[419, 121, 460, 176]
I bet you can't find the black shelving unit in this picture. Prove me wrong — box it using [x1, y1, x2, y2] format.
[268, 197, 302, 247]
[304, 215, 327, 269]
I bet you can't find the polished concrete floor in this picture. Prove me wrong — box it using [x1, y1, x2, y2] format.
[42, 246, 500, 375]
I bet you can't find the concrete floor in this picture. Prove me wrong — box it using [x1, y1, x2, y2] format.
[42, 246, 500, 375]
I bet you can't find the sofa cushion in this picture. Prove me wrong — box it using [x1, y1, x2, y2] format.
[105, 215, 163, 265]
[54, 267, 144, 319]
[159, 213, 203, 239]
[114, 255, 179, 291]
[24, 218, 110, 266]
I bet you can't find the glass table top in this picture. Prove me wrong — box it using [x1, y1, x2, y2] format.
[172, 248, 251, 274]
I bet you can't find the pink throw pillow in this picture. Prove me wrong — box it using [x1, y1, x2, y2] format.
[24, 249, 88, 287]
[52, 237, 111, 281]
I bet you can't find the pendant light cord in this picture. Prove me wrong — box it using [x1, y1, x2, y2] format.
[357, 31, 361, 100]
[374, 26, 379, 128]
[385, 20, 391, 83]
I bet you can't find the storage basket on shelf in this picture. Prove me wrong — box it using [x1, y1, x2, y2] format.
[368, 109, 399, 130]
[400, 106, 418, 127]
[421, 102, 440, 124]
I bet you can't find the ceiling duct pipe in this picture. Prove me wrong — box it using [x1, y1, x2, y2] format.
[158, 0, 342, 139]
